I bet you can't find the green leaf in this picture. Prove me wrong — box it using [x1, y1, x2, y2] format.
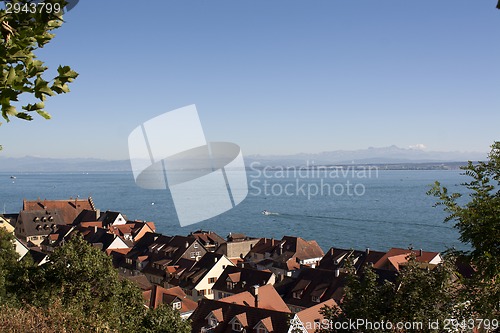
[22, 102, 45, 111]
[36, 110, 51, 120]
[16, 112, 34, 121]
[6, 67, 17, 85]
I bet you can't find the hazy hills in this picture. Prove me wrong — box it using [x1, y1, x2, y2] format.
[0, 146, 487, 172]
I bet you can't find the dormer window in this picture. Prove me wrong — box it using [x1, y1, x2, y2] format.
[226, 281, 235, 290]
[172, 301, 181, 310]
[194, 243, 198, 249]
[232, 321, 243, 332]
[293, 290, 302, 299]
[208, 317, 218, 327]
[257, 327, 268, 333]
[312, 295, 321, 303]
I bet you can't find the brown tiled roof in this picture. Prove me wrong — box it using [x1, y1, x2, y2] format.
[178, 252, 226, 290]
[247, 238, 280, 255]
[318, 247, 386, 273]
[23, 197, 95, 224]
[190, 299, 291, 333]
[296, 299, 339, 333]
[191, 230, 226, 247]
[144, 285, 197, 313]
[227, 272, 241, 283]
[283, 268, 346, 308]
[373, 248, 441, 272]
[120, 273, 153, 291]
[212, 266, 274, 295]
[234, 313, 248, 327]
[260, 317, 274, 331]
[219, 284, 290, 312]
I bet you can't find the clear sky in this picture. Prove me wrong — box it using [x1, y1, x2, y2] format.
[1, 0, 499, 159]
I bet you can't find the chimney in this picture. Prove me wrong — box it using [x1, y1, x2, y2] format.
[279, 243, 284, 255]
[335, 268, 340, 278]
[419, 249, 423, 257]
[95, 209, 101, 219]
[250, 285, 259, 307]
[366, 248, 370, 255]
[185, 241, 189, 248]
[94, 225, 97, 233]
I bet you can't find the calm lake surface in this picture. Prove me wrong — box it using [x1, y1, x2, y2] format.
[0, 169, 468, 252]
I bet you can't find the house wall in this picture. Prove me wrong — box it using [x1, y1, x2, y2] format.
[191, 255, 235, 302]
[218, 239, 261, 259]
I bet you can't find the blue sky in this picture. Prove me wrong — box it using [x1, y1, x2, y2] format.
[1, 0, 499, 159]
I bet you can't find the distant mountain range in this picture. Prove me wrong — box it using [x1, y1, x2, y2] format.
[0, 146, 487, 172]
[246, 145, 487, 166]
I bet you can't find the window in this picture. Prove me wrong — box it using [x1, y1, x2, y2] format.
[198, 289, 206, 296]
[207, 289, 213, 295]
[257, 326, 268, 333]
[190, 251, 200, 258]
[185, 289, 193, 296]
[312, 295, 321, 303]
[208, 316, 218, 327]
[232, 321, 243, 332]
[173, 301, 181, 310]
[208, 277, 217, 284]
[293, 291, 302, 299]
[194, 243, 198, 248]
[227, 281, 235, 290]
[126, 258, 133, 265]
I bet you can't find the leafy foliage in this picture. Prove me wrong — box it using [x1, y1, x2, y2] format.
[428, 141, 500, 319]
[0, 0, 78, 150]
[319, 255, 458, 333]
[140, 305, 191, 333]
[0, 227, 19, 303]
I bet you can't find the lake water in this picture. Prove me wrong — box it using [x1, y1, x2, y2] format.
[0, 169, 468, 253]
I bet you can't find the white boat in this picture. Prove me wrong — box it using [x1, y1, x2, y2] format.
[10, 176, 16, 179]
[262, 210, 277, 216]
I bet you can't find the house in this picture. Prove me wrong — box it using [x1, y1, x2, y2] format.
[373, 248, 442, 272]
[219, 284, 290, 312]
[246, 236, 324, 279]
[27, 248, 49, 266]
[119, 233, 206, 277]
[174, 252, 234, 301]
[317, 247, 386, 274]
[0, 215, 15, 233]
[190, 230, 226, 252]
[143, 285, 198, 319]
[288, 299, 339, 333]
[281, 267, 346, 313]
[13, 237, 29, 260]
[190, 299, 291, 333]
[15, 197, 96, 246]
[98, 210, 127, 227]
[120, 272, 153, 291]
[212, 266, 275, 300]
[245, 237, 281, 262]
[215, 232, 260, 259]
[108, 221, 156, 243]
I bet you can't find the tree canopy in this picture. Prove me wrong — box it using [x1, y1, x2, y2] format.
[0, 0, 78, 150]
[428, 141, 500, 320]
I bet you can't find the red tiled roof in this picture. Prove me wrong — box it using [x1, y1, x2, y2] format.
[373, 248, 441, 271]
[219, 285, 291, 312]
[23, 197, 95, 224]
[296, 299, 339, 333]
